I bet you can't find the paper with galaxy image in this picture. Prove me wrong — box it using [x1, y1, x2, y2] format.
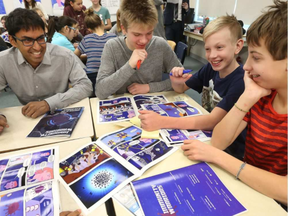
[68, 158, 134, 211]
[132, 163, 246, 216]
[0, 181, 59, 216]
[27, 107, 84, 137]
[59, 144, 111, 184]
[113, 184, 143, 216]
[0, 149, 57, 192]
[98, 126, 177, 171]
[161, 129, 212, 145]
[141, 101, 202, 117]
[97, 97, 136, 123]
[132, 95, 168, 112]
[128, 141, 174, 170]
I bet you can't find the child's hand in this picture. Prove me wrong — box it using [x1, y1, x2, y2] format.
[60, 209, 82, 216]
[0, 115, 9, 134]
[244, 71, 271, 101]
[127, 83, 149, 95]
[181, 140, 220, 163]
[129, 49, 147, 69]
[170, 67, 192, 84]
[138, 110, 163, 131]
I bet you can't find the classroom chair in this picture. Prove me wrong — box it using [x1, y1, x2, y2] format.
[175, 41, 188, 64]
[167, 40, 176, 51]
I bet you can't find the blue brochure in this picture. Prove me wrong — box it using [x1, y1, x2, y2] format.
[132, 162, 247, 216]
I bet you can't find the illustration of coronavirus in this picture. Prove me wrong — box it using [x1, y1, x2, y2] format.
[4, 202, 20, 216]
[91, 170, 113, 189]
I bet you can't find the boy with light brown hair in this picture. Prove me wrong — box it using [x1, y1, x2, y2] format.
[140, 14, 246, 159]
[182, 0, 287, 208]
[96, 0, 182, 99]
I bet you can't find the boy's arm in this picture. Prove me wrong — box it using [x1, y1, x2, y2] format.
[139, 106, 227, 131]
[181, 141, 287, 204]
[212, 71, 272, 149]
[96, 43, 138, 99]
[170, 67, 191, 93]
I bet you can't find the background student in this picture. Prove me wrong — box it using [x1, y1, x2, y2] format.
[32, 8, 48, 34]
[48, 16, 79, 51]
[96, 0, 182, 99]
[74, 8, 116, 95]
[24, 0, 48, 20]
[90, 0, 112, 31]
[63, 0, 89, 38]
[109, 9, 122, 36]
[140, 15, 246, 159]
[181, 0, 287, 208]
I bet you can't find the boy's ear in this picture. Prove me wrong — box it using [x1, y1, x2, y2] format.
[9, 35, 17, 48]
[235, 39, 244, 55]
[121, 24, 127, 35]
[69, 1, 74, 7]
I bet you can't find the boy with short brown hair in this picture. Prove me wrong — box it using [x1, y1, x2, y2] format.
[182, 0, 287, 207]
[96, 0, 182, 99]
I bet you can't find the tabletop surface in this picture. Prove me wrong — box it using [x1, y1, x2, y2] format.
[0, 98, 94, 153]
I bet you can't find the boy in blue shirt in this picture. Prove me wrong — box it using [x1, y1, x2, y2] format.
[139, 15, 245, 159]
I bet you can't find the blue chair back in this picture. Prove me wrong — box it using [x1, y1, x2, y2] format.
[175, 42, 188, 64]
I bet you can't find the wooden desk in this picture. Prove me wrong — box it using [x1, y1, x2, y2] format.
[90, 91, 208, 138]
[0, 137, 108, 216]
[0, 98, 94, 153]
[113, 147, 287, 216]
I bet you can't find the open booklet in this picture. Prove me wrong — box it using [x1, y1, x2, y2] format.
[131, 162, 247, 216]
[0, 147, 59, 216]
[58, 125, 178, 214]
[161, 129, 212, 146]
[27, 107, 84, 138]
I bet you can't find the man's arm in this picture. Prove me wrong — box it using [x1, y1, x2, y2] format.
[0, 114, 9, 134]
[139, 106, 227, 131]
[44, 51, 93, 111]
[181, 141, 287, 204]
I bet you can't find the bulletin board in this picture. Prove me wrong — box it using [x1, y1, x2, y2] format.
[101, 0, 120, 15]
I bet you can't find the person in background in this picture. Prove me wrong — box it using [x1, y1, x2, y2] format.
[0, 37, 8, 51]
[153, 0, 166, 39]
[90, 0, 112, 31]
[96, 0, 182, 99]
[23, 0, 48, 20]
[0, 16, 10, 45]
[181, 0, 287, 209]
[0, 8, 92, 118]
[32, 8, 48, 34]
[109, 9, 123, 36]
[139, 15, 246, 160]
[63, 0, 89, 38]
[74, 8, 116, 95]
[163, 0, 190, 46]
[48, 16, 79, 51]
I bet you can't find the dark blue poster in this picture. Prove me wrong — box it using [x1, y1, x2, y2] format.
[0, 0, 6, 14]
[132, 162, 247, 216]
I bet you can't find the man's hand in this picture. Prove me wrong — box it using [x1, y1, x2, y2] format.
[60, 209, 82, 216]
[0, 115, 9, 134]
[127, 83, 150, 95]
[22, 100, 50, 119]
[129, 49, 148, 69]
[170, 67, 192, 84]
[138, 110, 163, 131]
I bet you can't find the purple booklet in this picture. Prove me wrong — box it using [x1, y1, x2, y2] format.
[132, 162, 247, 216]
[27, 107, 84, 137]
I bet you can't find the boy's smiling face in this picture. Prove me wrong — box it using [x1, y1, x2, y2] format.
[204, 27, 242, 76]
[244, 39, 287, 90]
[122, 23, 154, 51]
